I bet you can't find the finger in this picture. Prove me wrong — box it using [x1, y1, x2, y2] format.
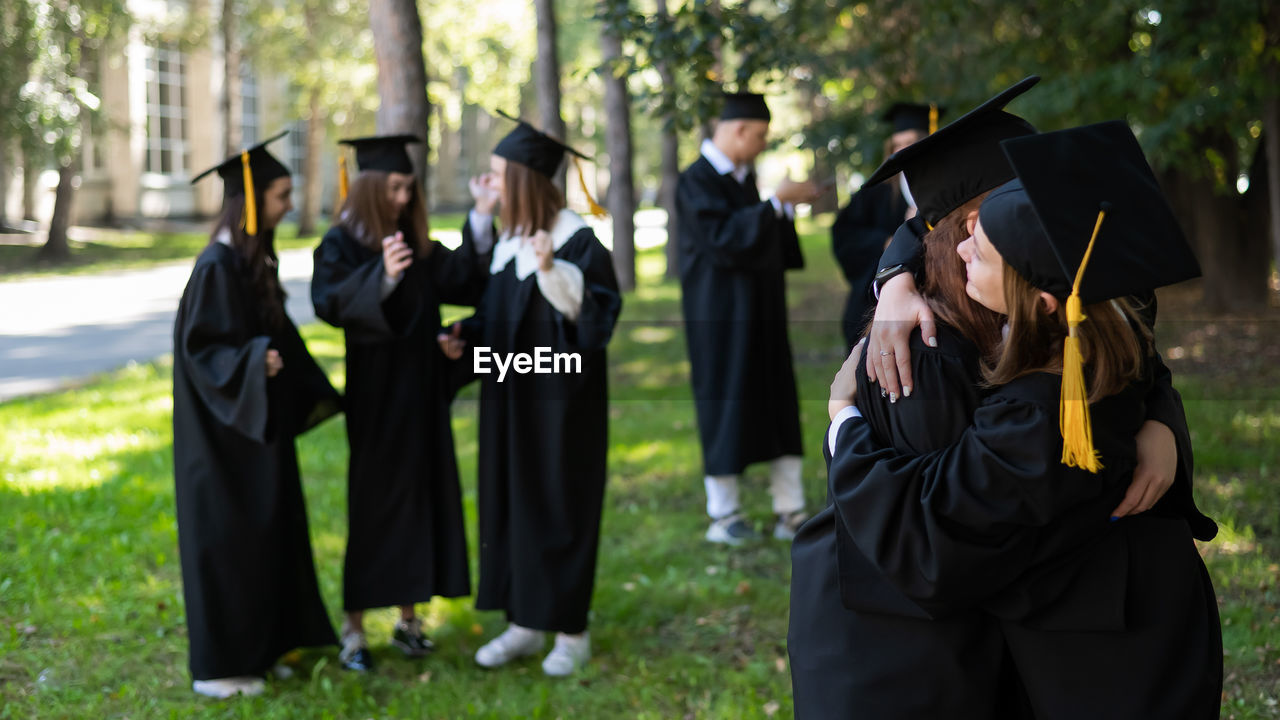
[894, 334, 913, 397]
[919, 313, 938, 349]
[877, 346, 901, 400]
[865, 335, 881, 382]
[1137, 479, 1165, 513]
[451, 322, 462, 338]
[1110, 479, 1145, 518]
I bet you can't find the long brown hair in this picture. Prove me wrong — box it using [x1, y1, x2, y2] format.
[984, 264, 1150, 402]
[919, 193, 1005, 357]
[500, 160, 565, 236]
[210, 193, 286, 331]
[334, 170, 431, 257]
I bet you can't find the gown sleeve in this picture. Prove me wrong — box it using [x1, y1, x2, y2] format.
[870, 216, 929, 298]
[311, 228, 398, 341]
[431, 217, 491, 307]
[177, 259, 272, 443]
[676, 167, 795, 271]
[826, 387, 1128, 617]
[549, 228, 622, 352]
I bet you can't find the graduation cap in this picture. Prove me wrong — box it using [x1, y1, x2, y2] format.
[882, 102, 944, 134]
[191, 130, 290, 237]
[862, 76, 1040, 227]
[335, 134, 420, 202]
[719, 92, 771, 122]
[492, 112, 605, 217]
[977, 120, 1201, 472]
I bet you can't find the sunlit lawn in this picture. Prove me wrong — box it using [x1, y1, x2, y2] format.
[1, 223, 1277, 718]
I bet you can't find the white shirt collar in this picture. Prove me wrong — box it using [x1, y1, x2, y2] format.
[490, 208, 588, 279]
[700, 139, 751, 184]
[899, 173, 917, 210]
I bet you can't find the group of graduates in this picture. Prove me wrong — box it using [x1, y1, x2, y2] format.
[171, 71, 1224, 717]
[172, 119, 620, 698]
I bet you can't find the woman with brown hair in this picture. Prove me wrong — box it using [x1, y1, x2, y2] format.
[822, 120, 1221, 717]
[453, 118, 621, 677]
[311, 134, 487, 672]
[789, 79, 1205, 718]
[174, 131, 341, 698]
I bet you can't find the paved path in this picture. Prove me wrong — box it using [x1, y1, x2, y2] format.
[0, 249, 317, 402]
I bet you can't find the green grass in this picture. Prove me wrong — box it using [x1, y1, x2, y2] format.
[0, 213, 468, 279]
[1, 222, 1277, 718]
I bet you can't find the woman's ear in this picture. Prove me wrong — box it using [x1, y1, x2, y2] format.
[964, 210, 979, 236]
[1039, 291, 1060, 316]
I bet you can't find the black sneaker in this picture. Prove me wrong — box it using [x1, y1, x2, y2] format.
[392, 617, 435, 657]
[340, 631, 375, 672]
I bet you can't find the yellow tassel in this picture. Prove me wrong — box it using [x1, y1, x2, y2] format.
[928, 104, 938, 135]
[574, 157, 608, 218]
[338, 155, 349, 203]
[1058, 207, 1107, 473]
[241, 150, 257, 236]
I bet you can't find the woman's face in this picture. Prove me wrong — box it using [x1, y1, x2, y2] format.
[956, 217, 1007, 314]
[259, 176, 294, 231]
[386, 171, 414, 217]
[488, 155, 507, 199]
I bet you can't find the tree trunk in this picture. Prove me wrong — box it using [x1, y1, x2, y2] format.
[22, 148, 38, 221]
[1184, 174, 1268, 312]
[1264, 0, 1280, 293]
[600, 1, 635, 291]
[298, 86, 324, 236]
[39, 160, 76, 262]
[656, 0, 680, 280]
[534, 0, 566, 191]
[221, 0, 242, 155]
[0, 140, 10, 229]
[369, 0, 431, 201]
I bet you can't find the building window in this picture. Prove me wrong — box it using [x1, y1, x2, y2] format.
[143, 45, 189, 176]
[80, 52, 106, 174]
[240, 65, 259, 147]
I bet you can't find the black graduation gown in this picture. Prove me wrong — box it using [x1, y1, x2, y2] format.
[311, 226, 484, 611]
[675, 157, 804, 475]
[460, 218, 621, 634]
[825, 369, 1222, 719]
[789, 325, 1021, 720]
[831, 181, 909, 347]
[173, 242, 340, 681]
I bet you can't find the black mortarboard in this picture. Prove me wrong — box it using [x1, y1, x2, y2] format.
[338, 134, 419, 174]
[719, 92, 771, 121]
[491, 113, 605, 216]
[978, 121, 1202, 474]
[862, 76, 1040, 226]
[190, 130, 290, 196]
[882, 102, 944, 134]
[492, 114, 591, 179]
[978, 120, 1201, 304]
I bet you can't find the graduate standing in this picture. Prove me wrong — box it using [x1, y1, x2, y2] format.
[453, 117, 621, 677]
[676, 91, 821, 544]
[830, 102, 939, 347]
[174, 132, 340, 698]
[311, 135, 485, 672]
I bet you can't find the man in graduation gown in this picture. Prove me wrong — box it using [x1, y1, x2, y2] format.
[830, 102, 940, 347]
[173, 134, 341, 697]
[676, 91, 821, 544]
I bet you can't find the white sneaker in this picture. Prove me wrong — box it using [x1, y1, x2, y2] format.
[192, 676, 265, 698]
[475, 624, 545, 668]
[705, 513, 760, 545]
[773, 510, 810, 541]
[542, 632, 591, 676]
